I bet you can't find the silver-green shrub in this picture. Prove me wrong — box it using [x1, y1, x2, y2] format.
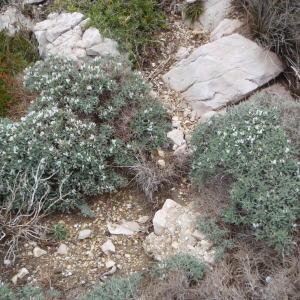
[191, 93, 300, 254]
[0, 55, 170, 212]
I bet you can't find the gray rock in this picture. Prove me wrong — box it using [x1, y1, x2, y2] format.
[163, 34, 283, 116]
[137, 215, 149, 224]
[144, 199, 215, 263]
[33, 246, 47, 258]
[107, 221, 140, 235]
[23, 0, 45, 4]
[167, 129, 186, 146]
[101, 240, 116, 255]
[57, 243, 69, 255]
[196, 0, 231, 31]
[78, 229, 92, 240]
[33, 12, 119, 62]
[105, 260, 116, 269]
[211, 18, 243, 41]
[0, 7, 33, 36]
[86, 38, 119, 57]
[11, 267, 29, 285]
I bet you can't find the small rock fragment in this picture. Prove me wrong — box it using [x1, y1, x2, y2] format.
[105, 260, 116, 269]
[78, 229, 92, 240]
[11, 267, 29, 285]
[33, 246, 47, 258]
[137, 216, 149, 224]
[57, 243, 69, 255]
[107, 221, 140, 235]
[167, 129, 186, 147]
[157, 159, 166, 168]
[101, 240, 116, 255]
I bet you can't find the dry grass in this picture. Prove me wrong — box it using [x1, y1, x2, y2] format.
[129, 153, 182, 201]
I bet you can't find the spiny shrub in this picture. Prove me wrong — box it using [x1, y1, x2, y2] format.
[52, 0, 166, 66]
[0, 31, 37, 116]
[81, 274, 141, 300]
[0, 56, 169, 212]
[152, 253, 206, 282]
[191, 93, 300, 254]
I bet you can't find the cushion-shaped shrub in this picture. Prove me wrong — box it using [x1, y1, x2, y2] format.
[191, 93, 300, 254]
[0, 56, 170, 211]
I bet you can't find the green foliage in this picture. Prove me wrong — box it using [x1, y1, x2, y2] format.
[191, 93, 300, 254]
[153, 253, 206, 282]
[0, 56, 169, 212]
[51, 223, 69, 240]
[184, 0, 204, 24]
[197, 217, 234, 261]
[81, 274, 141, 300]
[52, 0, 166, 66]
[0, 31, 37, 116]
[0, 283, 60, 300]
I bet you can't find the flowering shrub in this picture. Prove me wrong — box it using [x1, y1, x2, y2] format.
[0, 56, 169, 211]
[191, 93, 300, 254]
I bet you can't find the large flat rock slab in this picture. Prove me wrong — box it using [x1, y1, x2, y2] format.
[163, 34, 283, 115]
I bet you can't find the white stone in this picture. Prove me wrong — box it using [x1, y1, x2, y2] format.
[57, 243, 69, 255]
[211, 18, 243, 41]
[0, 7, 33, 36]
[105, 260, 116, 269]
[175, 46, 190, 61]
[137, 216, 149, 224]
[163, 34, 283, 115]
[24, 0, 45, 4]
[167, 129, 185, 146]
[86, 38, 119, 57]
[80, 27, 102, 48]
[33, 246, 47, 258]
[78, 229, 92, 240]
[157, 159, 166, 168]
[101, 240, 116, 255]
[107, 221, 140, 235]
[144, 200, 215, 264]
[11, 268, 29, 285]
[198, 0, 232, 31]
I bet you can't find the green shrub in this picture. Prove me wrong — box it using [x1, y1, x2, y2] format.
[51, 223, 69, 240]
[52, 0, 166, 66]
[197, 217, 234, 261]
[191, 93, 300, 254]
[184, 0, 204, 23]
[0, 31, 38, 116]
[81, 274, 141, 300]
[152, 253, 206, 282]
[0, 56, 170, 212]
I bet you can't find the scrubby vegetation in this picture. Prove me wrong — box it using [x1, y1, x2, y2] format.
[233, 0, 300, 92]
[184, 0, 204, 23]
[52, 0, 166, 66]
[0, 31, 37, 116]
[0, 55, 170, 261]
[191, 92, 300, 254]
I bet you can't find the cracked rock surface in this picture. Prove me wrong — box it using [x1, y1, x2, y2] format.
[33, 12, 119, 62]
[163, 34, 283, 117]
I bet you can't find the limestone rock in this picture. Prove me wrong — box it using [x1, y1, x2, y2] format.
[57, 243, 69, 255]
[33, 12, 119, 62]
[0, 7, 33, 36]
[105, 260, 116, 269]
[78, 229, 92, 240]
[163, 34, 283, 116]
[101, 240, 116, 255]
[197, 0, 231, 31]
[211, 18, 243, 41]
[167, 129, 186, 147]
[33, 246, 47, 258]
[107, 221, 140, 235]
[144, 199, 215, 263]
[11, 267, 29, 285]
[24, 0, 45, 4]
[137, 216, 149, 224]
